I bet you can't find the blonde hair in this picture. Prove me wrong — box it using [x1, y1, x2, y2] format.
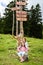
[23, 37, 26, 42]
[17, 37, 21, 46]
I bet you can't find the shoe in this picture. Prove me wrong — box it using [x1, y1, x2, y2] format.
[25, 57, 28, 61]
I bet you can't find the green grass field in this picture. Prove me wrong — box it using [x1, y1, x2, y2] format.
[0, 34, 43, 65]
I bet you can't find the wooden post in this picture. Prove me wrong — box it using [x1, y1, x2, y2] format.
[12, 11, 14, 35]
[16, 0, 18, 36]
[20, 21, 24, 36]
[20, 3, 24, 37]
[16, 20, 18, 36]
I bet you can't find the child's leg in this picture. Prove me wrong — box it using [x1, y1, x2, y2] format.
[19, 56, 24, 62]
[20, 52, 26, 62]
[17, 52, 25, 62]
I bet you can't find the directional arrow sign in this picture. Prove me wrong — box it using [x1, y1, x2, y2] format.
[16, 2, 26, 5]
[16, 18, 27, 21]
[16, 11, 27, 15]
[16, 14, 27, 18]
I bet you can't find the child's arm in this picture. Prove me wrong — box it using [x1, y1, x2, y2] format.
[17, 46, 21, 52]
[25, 47, 30, 52]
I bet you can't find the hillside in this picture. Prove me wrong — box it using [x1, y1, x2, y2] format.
[0, 34, 43, 65]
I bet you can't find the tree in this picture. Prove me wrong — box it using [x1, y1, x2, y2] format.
[0, 17, 5, 33]
[29, 4, 42, 38]
[3, 1, 16, 35]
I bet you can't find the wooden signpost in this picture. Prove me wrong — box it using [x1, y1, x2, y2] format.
[16, 1, 27, 36]
[11, 0, 27, 36]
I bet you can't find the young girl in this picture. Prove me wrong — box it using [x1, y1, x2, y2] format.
[17, 40, 28, 62]
[23, 37, 29, 49]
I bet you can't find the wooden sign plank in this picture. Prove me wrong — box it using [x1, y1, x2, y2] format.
[16, 14, 27, 17]
[11, 7, 20, 11]
[16, 2, 26, 5]
[16, 11, 27, 15]
[16, 18, 27, 21]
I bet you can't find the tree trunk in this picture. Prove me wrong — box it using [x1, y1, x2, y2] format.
[12, 11, 14, 35]
[20, 22, 24, 37]
[16, 21, 18, 36]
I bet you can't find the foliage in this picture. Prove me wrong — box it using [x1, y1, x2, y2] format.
[24, 4, 42, 38]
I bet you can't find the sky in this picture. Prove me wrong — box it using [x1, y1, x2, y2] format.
[0, 0, 43, 21]
[0, 0, 12, 17]
[28, 0, 43, 21]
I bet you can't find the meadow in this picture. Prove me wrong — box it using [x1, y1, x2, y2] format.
[0, 34, 43, 65]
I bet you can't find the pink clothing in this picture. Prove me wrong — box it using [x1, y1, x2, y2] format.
[17, 46, 28, 52]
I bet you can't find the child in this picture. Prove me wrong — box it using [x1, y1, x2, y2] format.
[23, 37, 29, 49]
[17, 40, 28, 62]
[23, 37, 29, 60]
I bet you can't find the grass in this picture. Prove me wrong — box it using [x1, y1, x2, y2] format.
[0, 34, 43, 65]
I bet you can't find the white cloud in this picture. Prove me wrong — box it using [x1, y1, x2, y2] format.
[0, 0, 12, 5]
[0, 0, 13, 17]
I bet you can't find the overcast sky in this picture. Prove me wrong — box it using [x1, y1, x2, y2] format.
[28, 0, 43, 21]
[0, 0, 43, 21]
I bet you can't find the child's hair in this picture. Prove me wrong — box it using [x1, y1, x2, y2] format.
[23, 37, 26, 42]
[17, 37, 21, 46]
[21, 40, 26, 47]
